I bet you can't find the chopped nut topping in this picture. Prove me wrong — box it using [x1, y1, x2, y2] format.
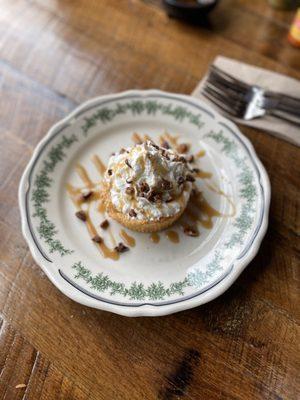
[148, 190, 162, 203]
[147, 190, 155, 202]
[186, 174, 195, 182]
[191, 188, 200, 197]
[80, 190, 93, 201]
[186, 155, 194, 163]
[161, 179, 173, 191]
[140, 181, 150, 193]
[161, 149, 170, 160]
[177, 176, 185, 185]
[178, 156, 187, 163]
[115, 242, 129, 253]
[161, 140, 170, 149]
[151, 142, 159, 150]
[107, 169, 113, 176]
[192, 168, 200, 173]
[125, 186, 134, 195]
[100, 219, 109, 229]
[184, 226, 199, 237]
[92, 234, 103, 243]
[119, 148, 126, 154]
[129, 209, 137, 217]
[75, 210, 87, 221]
[177, 143, 189, 153]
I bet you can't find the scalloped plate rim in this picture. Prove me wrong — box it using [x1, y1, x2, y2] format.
[19, 89, 271, 317]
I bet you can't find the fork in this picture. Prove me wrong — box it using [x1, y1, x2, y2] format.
[202, 65, 300, 126]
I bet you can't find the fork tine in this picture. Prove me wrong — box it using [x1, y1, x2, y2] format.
[202, 89, 240, 117]
[204, 84, 247, 112]
[202, 86, 245, 117]
[206, 75, 249, 103]
[208, 71, 246, 97]
[209, 65, 250, 91]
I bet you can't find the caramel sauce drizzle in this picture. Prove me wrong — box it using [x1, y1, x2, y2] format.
[132, 132, 143, 144]
[98, 201, 106, 213]
[66, 183, 84, 208]
[190, 195, 221, 229]
[194, 170, 213, 180]
[76, 164, 93, 188]
[150, 232, 160, 243]
[163, 132, 179, 148]
[165, 230, 180, 243]
[67, 134, 236, 259]
[196, 150, 206, 158]
[120, 229, 136, 247]
[67, 161, 119, 260]
[92, 155, 106, 176]
[85, 208, 119, 260]
[205, 183, 236, 217]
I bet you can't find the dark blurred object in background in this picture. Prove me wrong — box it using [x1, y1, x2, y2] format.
[162, 0, 218, 23]
[268, 0, 300, 10]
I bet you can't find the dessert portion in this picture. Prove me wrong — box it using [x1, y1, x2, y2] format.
[104, 140, 195, 233]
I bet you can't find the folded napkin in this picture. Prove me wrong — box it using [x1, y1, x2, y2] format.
[192, 56, 300, 147]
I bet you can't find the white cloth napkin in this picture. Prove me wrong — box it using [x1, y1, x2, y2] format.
[192, 56, 300, 147]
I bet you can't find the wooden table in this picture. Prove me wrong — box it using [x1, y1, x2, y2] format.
[0, 1, 299, 399]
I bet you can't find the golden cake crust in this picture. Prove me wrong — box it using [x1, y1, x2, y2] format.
[103, 187, 188, 233]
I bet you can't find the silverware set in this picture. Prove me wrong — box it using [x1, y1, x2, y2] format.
[202, 65, 300, 126]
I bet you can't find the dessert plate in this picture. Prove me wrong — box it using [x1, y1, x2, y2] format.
[19, 90, 270, 317]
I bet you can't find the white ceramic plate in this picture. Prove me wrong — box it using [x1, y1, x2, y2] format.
[19, 90, 270, 317]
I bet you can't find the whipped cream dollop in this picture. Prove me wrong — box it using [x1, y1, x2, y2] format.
[105, 141, 193, 221]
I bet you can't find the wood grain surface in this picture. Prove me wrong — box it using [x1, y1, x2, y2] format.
[0, 0, 299, 399]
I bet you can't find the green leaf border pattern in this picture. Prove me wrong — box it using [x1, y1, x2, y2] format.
[81, 100, 204, 135]
[186, 130, 258, 289]
[72, 262, 191, 301]
[31, 134, 78, 256]
[204, 130, 257, 249]
[187, 252, 223, 288]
